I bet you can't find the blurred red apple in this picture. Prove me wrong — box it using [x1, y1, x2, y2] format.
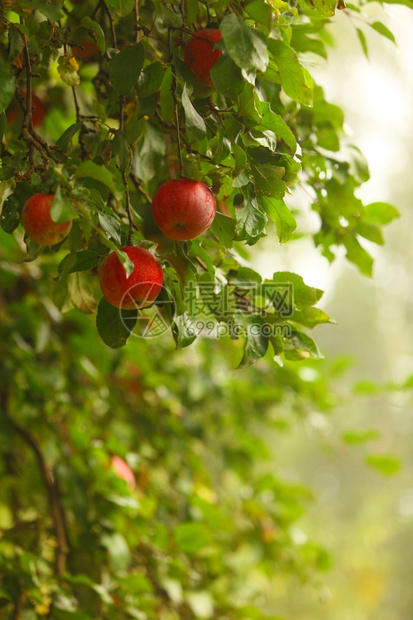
[72, 37, 99, 61]
[22, 193, 72, 246]
[7, 92, 46, 128]
[184, 29, 223, 86]
[111, 455, 135, 489]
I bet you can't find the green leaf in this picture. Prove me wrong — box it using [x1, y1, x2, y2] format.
[356, 28, 369, 59]
[160, 4, 183, 27]
[59, 250, 100, 274]
[238, 316, 269, 368]
[369, 21, 396, 44]
[28, 1, 62, 21]
[311, 0, 336, 17]
[236, 188, 268, 246]
[220, 14, 269, 73]
[380, 0, 413, 7]
[101, 532, 131, 572]
[172, 314, 198, 349]
[365, 454, 401, 476]
[163, 266, 186, 316]
[106, 0, 135, 18]
[209, 212, 236, 248]
[291, 30, 327, 59]
[342, 429, 380, 445]
[258, 196, 296, 243]
[355, 222, 384, 245]
[363, 202, 400, 225]
[269, 272, 323, 307]
[210, 55, 244, 98]
[245, 0, 273, 30]
[98, 213, 121, 244]
[267, 39, 313, 105]
[284, 330, 323, 361]
[347, 145, 370, 183]
[0, 60, 15, 114]
[259, 102, 297, 153]
[109, 43, 144, 95]
[7, 27, 23, 62]
[56, 122, 82, 153]
[137, 61, 164, 98]
[112, 132, 130, 173]
[74, 161, 119, 198]
[96, 297, 137, 348]
[133, 123, 165, 183]
[343, 236, 373, 277]
[160, 68, 174, 123]
[51, 187, 77, 224]
[181, 84, 206, 142]
[1, 194, 20, 234]
[68, 272, 98, 314]
[250, 163, 286, 198]
[80, 17, 106, 53]
[290, 306, 332, 328]
[175, 522, 210, 553]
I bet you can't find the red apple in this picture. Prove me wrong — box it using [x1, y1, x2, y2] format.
[7, 92, 46, 128]
[22, 193, 72, 246]
[184, 29, 223, 87]
[111, 455, 135, 489]
[151, 178, 216, 241]
[98, 246, 163, 309]
[72, 37, 99, 61]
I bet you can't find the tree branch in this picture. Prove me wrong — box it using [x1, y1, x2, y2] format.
[134, 0, 140, 43]
[130, 171, 153, 204]
[103, 0, 117, 48]
[1, 388, 70, 576]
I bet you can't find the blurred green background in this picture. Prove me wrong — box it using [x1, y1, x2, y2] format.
[255, 4, 413, 617]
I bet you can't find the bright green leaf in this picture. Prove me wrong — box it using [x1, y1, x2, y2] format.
[221, 14, 269, 73]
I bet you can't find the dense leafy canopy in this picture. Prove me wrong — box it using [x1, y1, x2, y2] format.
[0, 0, 400, 360]
[0, 0, 406, 617]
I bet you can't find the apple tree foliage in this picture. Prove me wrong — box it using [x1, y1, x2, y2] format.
[0, 0, 406, 617]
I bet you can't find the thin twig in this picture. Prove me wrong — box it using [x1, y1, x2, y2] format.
[169, 30, 183, 178]
[72, 85, 81, 122]
[130, 171, 153, 204]
[181, 0, 186, 28]
[103, 0, 117, 47]
[194, 255, 208, 271]
[134, 0, 140, 42]
[22, 26, 33, 132]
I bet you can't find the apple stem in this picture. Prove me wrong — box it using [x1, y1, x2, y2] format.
[122, 171, 135, 244]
